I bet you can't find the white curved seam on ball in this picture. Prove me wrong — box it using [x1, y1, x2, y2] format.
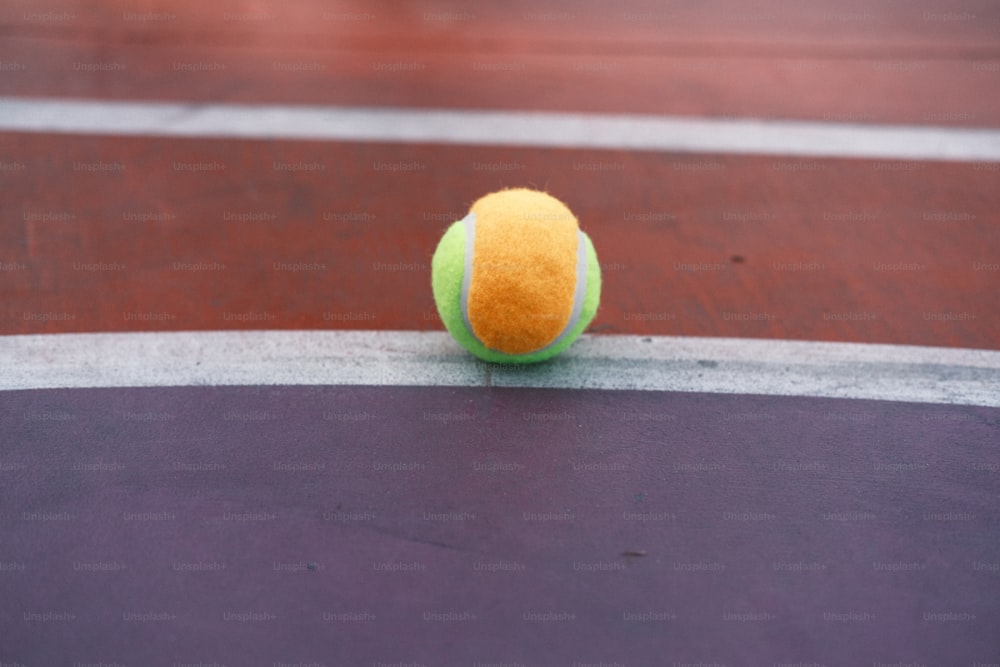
[459, 211, 482, 347]
[460, 214, 587, 358]
[528, 229, 589, 355]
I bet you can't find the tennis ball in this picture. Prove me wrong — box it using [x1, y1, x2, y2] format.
[431, 188, 601, 364]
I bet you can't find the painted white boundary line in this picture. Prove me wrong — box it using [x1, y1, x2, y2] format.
[2, 331, 998, 406]
[2, 97, 1000, 161]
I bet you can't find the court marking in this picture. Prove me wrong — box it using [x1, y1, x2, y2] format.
[2, 97, 1000, 161]
[2, 331, 998, 406]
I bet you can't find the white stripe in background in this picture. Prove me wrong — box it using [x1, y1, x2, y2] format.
[1, 97, 1000, 161]
[2, 331, 999, 407]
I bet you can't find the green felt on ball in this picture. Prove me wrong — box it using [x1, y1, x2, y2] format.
[431, 188, 601, 364]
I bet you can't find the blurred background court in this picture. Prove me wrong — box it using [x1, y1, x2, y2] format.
[1, 1, 999, 665]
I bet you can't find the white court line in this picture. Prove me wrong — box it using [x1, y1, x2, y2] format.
[1, 97, 1000, 161]
[2, 331, 999, 407]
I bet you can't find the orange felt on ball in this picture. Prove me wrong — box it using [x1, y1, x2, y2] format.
[465, 189, 581, 355]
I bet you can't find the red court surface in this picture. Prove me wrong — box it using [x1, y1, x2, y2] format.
[1, 0, 999, 346]
[2, 0, 1000, 124]
[2, 1, 999, 665]
[2, 134, 998, 347]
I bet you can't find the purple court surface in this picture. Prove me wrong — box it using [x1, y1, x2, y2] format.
[3, 381, 1000, 665]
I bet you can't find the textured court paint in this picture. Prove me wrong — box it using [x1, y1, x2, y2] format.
[2, 133, 996, 349]
[2, 331, 1000, 407]
[2, 385, 998, 663]
[3, 97, 1000, 161]
[0, 0, 998, 125]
